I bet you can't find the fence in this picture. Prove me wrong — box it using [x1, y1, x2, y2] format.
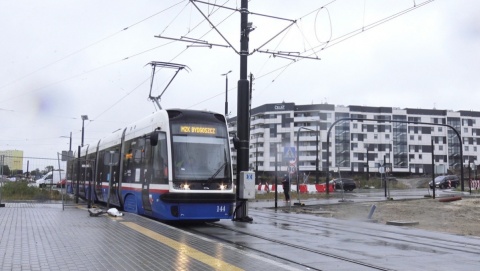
[0, 153, 76, 209]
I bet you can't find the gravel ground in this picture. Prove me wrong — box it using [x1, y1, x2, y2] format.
[309, 196, 480, 237]
[262, 178, 480, 236]
[329, 178, 480, 237]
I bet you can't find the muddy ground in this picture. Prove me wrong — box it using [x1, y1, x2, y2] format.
[304, 178, 480, 237]
[311, 197, 480, 236]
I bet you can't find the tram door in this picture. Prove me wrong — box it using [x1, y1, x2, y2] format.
[103, 151, 120, 207]
[141, 168, 152, 213]
[141, 140, 153, 214]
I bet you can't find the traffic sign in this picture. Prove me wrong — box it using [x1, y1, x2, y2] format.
[283, 147, 296, 162]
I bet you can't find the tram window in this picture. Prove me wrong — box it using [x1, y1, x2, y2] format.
[123, 142, 135, 183]
[133, 138, 146, 164]
[152, 132, 168, 184]
[133, 149, 143, 164]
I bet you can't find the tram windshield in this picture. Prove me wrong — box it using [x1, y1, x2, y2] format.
[173, 135, 230, 180]
[170, 120, 232, 190]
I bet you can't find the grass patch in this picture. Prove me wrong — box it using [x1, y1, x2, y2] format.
[0, 181, 62, 201]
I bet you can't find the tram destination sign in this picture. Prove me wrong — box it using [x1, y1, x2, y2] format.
[174, 125, 217, 136]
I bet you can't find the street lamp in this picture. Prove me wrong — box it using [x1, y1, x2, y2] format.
[221, 70, 232, 117]
[365, 143, 369, 181]
[60, 132, 72, 152]
[60, 132, 73, 162]
[81, 115, 88, 147]
[296, 125, 319, 205]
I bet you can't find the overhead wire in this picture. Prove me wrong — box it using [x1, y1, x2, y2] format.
[0, 1, 202, 109]
[186, 0, 435, 110]
[3, 0, 233, 124]
[306, 0, 435, 55]
[0, 0, 187, 92]
[256, 0, 434, 81]
[4, 0, 435, 124]
[313, 7, 333, 47]
[90, 0, 235, 121]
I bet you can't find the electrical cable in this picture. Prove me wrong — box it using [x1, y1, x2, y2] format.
[83, 0, 235, 123]
[0, 0, 187, 92]
[306, 0, 434, 56]
[250, 0, 434, 98]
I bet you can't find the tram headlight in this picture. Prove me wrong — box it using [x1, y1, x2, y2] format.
[219, 183, 226, 190]
[173, 182, 190, 190]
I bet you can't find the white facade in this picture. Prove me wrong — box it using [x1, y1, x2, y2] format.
[228, 103, 480, 176]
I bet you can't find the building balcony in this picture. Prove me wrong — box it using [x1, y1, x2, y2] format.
[251, 118, 266, 126]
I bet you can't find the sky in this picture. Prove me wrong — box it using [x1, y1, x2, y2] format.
[1, 0, 479, 171]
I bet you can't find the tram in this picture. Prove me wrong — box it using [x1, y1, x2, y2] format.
[66, 109, 235, 221]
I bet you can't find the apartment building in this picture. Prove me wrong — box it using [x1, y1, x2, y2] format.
[0, 150, 24, 172]
[228, 103, 480, 177]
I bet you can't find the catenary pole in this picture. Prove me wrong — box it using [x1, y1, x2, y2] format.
[235, 0, 252, 222]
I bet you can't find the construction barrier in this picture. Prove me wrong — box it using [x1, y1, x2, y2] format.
[256, 184, 335, 194]
[470, 180, 480, 190]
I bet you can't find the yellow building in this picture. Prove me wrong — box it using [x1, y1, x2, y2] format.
[0, 150, 24, 172]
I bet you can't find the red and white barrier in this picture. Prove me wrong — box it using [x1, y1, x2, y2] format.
[470, 180, 480, 190]
[256, 184, 335, 194]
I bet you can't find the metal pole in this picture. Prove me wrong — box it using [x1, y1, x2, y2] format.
[296, 129, 300, 204]
[0, 155, 4, 207]
[366, 146, 369, 182]
[225, 73, 228, 116]
[57, 153, 64, 211]
[222, 70, 232, 116]
[81, 120, 85, 147]
[316, 122, 319, 184]
[384, 155, 387, 197]
[87, 158, 92, 209]
[69, 132, 72, 152]
[235, 0, 251, 222]
[431, 138, 435, 199]
[275, 145, 278, 209]
[459, 137, 464, 191]
[75, 146, 80, 204]
[255, 138, 258, 184]
[468, 165, 471, 190]
[326, 129, 331, 195]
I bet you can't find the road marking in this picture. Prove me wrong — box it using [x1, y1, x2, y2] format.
[121, 222, 243, 271]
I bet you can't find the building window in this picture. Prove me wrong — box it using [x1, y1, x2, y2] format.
[465, 146, 469, 151]
[464, 128, 468, 133]
[419, 154, 422, 159]
[438, 127, 442, 132]
[410, 135, 414, 140]
[374, 134, 378, 140]
[353, 123, 358, 129]
[418, 135, 422, 141]
[439, 145, 443, 151]
[385, 134, 390, 140]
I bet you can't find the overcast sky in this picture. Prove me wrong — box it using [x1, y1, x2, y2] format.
[1, 0, 479, 171]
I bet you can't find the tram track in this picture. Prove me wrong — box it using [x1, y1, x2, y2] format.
[250, 210, 480, 255]
[185, 222, 395, 271]
[182, 208, 480, 270]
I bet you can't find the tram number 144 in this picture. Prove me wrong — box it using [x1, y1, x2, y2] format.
[217, 205, 226, 212]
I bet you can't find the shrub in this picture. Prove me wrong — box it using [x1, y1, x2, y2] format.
[0, 181, 62, 201]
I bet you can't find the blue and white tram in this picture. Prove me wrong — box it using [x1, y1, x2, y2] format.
[67, 109, 235, 221]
